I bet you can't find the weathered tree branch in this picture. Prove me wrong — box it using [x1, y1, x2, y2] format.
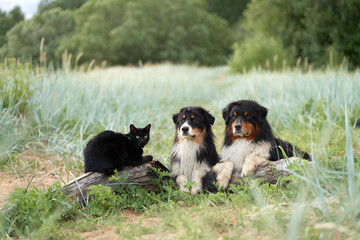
[60, 160, 168, 201]
[60, 157, 306, 200]
[228, 157, 303, 186]
[1, 157, 308, 213]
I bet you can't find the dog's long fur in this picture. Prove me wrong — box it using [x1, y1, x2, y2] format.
[170, 106, 219, 194]
[214, 100, 311, 188]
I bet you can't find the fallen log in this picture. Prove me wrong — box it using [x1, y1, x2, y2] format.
[1, 157, 307, 213]
[61, 159, 168, 201]
[60, 156, 306, 200]
[228, 157, 305, 186]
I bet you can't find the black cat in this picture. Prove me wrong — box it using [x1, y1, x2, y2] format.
[84, 124, 153, 175]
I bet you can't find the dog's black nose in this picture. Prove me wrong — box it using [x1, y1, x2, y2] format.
[234, 123, 242, 131]
[182, 126, 189, 133]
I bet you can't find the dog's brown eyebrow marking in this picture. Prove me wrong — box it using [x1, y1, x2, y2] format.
[234, 112, 237, 116]
[182, 115, 186, 119]
[191, 115, 195, 119]
[244, 112, 248, 116]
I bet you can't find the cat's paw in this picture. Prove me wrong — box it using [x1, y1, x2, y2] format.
[142, 155, 153, 163]
[104, 168, 117, 176]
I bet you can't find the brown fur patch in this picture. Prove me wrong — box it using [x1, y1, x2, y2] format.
[227, 123, 239, 141]
[192, 127, 205, 145]
[241, 121, 260, 140]
[176, 129, 184, 143]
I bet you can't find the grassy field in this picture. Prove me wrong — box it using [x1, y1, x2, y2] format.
[0, 60, 360, 239]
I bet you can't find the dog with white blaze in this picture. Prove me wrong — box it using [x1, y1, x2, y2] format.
[170, 106, 219, 195]
[214, 100, 311, 189]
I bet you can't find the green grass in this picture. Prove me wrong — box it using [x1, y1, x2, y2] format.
[0, 62, 360, 239]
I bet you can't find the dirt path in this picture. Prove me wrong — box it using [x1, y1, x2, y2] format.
[0, 151, 82, 208]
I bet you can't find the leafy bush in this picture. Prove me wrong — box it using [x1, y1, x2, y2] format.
[0, 183, 80, 238]
[229, 34, 294, 72]
[58, 0, 232, 66]
[0, 7, 24, 48]
[0, 58, 36, 114]
[237, 0, 360, 70]
[2, 8, 75, 65]
[86, 184, 119, 218]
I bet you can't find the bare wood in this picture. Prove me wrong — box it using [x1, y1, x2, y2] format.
[61, 160, 168, 201]
[228, 157, 307, 186]
[0, 157, 308, 213]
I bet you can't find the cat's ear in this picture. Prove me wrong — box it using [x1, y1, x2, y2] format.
[129, 124, 136, 132]
[145, 124, 151, 132]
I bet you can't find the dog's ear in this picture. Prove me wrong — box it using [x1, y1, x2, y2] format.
[258, 105, 268, 119]
[222, 105, 231, 124]
[205, 111, 215, 125]
[198, 108, 215, 125]
[172, 113, 179, 124]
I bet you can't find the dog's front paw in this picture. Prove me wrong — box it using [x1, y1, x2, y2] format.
[176, 175, 189, 192]
[241, 164, 256, 177]
[180, 185, 190, 192]
[213, 161, 234, 189]
[216, 173, 231, 189]
[190, 185, 201, 195]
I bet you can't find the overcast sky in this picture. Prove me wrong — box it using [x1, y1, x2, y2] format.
[0, 0, 41, 19]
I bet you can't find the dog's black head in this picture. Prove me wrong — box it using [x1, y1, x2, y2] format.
[222, 100, 268, 141]
[172, 106, 215, 142]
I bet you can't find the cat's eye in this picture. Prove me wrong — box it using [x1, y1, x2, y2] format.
[144, 136, 148, 139]
[136, 136, 140, 139]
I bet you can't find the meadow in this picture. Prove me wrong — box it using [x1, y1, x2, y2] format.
[0, 60, 359, 239]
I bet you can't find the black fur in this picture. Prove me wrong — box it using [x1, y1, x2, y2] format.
[171, 106, 219, 192]
[222, 100, 311, 160]
[84, 124, 152, 175]
[355, 118, 360, 128]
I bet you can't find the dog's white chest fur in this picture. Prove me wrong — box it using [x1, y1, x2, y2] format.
[220, 139, 271, 169]
[171, 140, 209, 180]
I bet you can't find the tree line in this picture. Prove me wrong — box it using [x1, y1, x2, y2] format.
[0, 0, 359, 71]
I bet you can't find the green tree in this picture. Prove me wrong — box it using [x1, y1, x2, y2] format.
[60, 0, 232, 66]
[38, 0, 88, 12]
[232, 0, 360, 71]
[206, 0, 250, 25]
[56, 0, 127, 64]
[3, 8, 75, 64]
[0, 6, 24, 47]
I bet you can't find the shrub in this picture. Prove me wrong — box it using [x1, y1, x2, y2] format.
[0, 58, 36, 114]
[58, 0, 232, 66]
[2, 8, 75, 65]
[239, 0, 360, 70]
[229, 34, 294, 72]
[0, 183, 80, 238]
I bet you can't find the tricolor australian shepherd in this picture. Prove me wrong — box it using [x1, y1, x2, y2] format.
[214, 100, 311, 188]
[170, 106, 219, 194]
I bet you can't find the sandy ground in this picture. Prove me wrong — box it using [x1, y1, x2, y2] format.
[0, 151, 82, 208]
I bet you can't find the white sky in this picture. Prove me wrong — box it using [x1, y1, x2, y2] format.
[0, 0, 41, 19]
